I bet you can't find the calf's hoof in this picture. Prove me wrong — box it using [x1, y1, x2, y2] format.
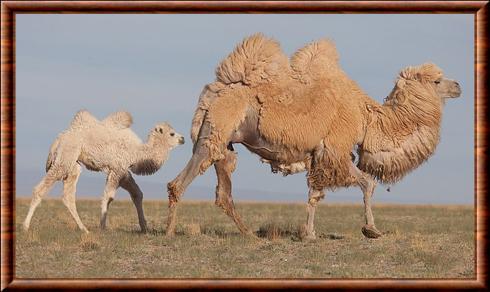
[165, 228, 176, 237]
[362, 224, 382, 239]
[303, 234, 317, 241]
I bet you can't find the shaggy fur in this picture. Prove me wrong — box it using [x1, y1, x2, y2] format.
[358, 63, 444, 183]
[215, 33, 290, 87]
[192, 35, 453, 188]
[198, 36, 369, 188]
[170, 34, 460, 239]
[23, 110, 184, 233]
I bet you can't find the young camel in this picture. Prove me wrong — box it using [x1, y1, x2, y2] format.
[167, 34, 461, 239]
[23, 110, 184, 233]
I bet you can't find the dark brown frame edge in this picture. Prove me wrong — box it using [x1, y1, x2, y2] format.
[1, 1, 488, 290]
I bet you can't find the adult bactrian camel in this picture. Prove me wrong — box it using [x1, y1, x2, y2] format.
[166, 34, 461, 239]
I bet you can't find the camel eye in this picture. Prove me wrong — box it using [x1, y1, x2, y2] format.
[434, 80, 441, 84]
[170, 133, 175, 137]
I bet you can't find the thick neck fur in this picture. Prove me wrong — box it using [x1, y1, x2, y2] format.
[130, 134, 170, 176]
[358, 80, 443, 184]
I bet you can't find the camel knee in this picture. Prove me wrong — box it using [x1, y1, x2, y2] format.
[215, 194, 228, 210]
[308, 190, 325, 207]
[167, 180, 183, 203]
[62, 195, 74, 207]
[31, 187, 44, 203]
[101, 197, 114, 212]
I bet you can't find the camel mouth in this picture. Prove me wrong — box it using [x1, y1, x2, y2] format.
[447, 88, 461, 99]
[447, 82, 462, 98]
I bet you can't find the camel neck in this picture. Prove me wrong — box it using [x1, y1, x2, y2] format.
[358, 90, 443, 184]
[130, 139, 170, 176]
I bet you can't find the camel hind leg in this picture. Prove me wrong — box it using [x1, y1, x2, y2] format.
[214, 149, 251, 235]
[22, 169, 60, 231]
[61, 163, 88, 233]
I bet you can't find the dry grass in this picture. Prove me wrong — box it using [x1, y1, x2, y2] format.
[15, 198, 475, 278]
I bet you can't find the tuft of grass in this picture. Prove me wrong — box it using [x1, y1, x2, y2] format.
[200, 225, 227, 238]
[256, 221, 306, 241]
[183, 223, 201, 236]
[79, 233, 100, 252]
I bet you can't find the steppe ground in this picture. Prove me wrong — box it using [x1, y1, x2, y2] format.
[16, 198, 474, 278]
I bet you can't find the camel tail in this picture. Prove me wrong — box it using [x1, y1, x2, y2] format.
[45, 136, 60, 173]
[215, 33, 289, 87]
[190, 82, 225, 143]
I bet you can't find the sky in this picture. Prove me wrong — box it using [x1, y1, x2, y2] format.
[16, 14, 474, 204]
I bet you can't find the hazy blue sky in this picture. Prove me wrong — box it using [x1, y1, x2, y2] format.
[16, 14, 473, 204]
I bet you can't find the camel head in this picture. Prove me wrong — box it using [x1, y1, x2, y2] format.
[384, 63, 461, 107]
[149, 122, 185, 149]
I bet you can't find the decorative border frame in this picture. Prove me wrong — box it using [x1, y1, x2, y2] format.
[1, 1, 487, 290]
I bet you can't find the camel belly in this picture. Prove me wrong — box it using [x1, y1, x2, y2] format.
[239, 135, 311, 175]
[230, 106, 311, 175]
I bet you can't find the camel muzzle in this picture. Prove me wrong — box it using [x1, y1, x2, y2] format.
[179, 137, 185, 144]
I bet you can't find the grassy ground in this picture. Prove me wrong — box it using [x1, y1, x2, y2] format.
[15, 198, 474, 278]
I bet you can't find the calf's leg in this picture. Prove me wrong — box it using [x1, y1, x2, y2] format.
[120, 173, 147, 232]
[62, 164, 88, 233]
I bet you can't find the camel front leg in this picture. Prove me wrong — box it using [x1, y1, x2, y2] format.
[166, 119, 218, 236]
[100, 172, 121, 230]
[214, 149, 251, 235]
[166, 145, 212, 236]
[305, 188, 325, 240]
[359, 173, 382, 238]
[120, 173, 147, 233]
[350, 164, 382, 238]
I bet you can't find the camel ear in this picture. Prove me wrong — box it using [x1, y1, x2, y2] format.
[385, 79, 407, 106]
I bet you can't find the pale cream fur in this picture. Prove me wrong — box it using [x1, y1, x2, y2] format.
[23, 110, 184, 233]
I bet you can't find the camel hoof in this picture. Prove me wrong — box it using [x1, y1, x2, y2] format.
[303, 234, 316, 241]
[245, 231, 260, 241]
[362, 224, 382, 239]
[302, 231, 317, 241]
